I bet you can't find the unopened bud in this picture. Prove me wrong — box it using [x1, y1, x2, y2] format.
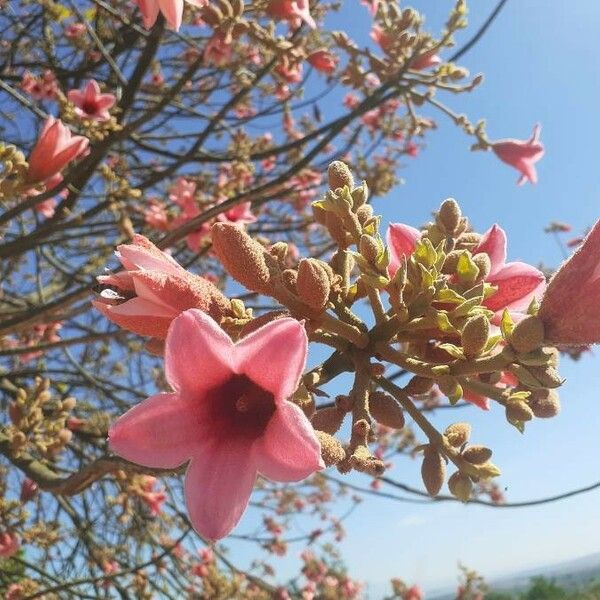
[58, 428, 73, 444]
[448, 471, 472, 502]
[316, 431, 346, 466]
[296, 259, 331, 311]
[472, 253, 491, 280]
[369, 391, 405, 429]
[8, 401, 22, 425]
[510, 315, 545, 354]
[437, 198, 461, 234]
[461, 314, 490, 358]
[404, 376, 434, 396]
[61, 397, 77, 411]
[441, 250, 462, 274]
[281, 268, 298, 293]
[327, 161, 354, 190]
[529, 389, 560, 418]
[311, 406, 346, 435]
[421, 446, 446, 496]
[20, 478, 39, 502]
[359, 234, 380, 263]
[211, 223, 274, 295]
[462, 445, 492, 464]
[437, 376, 463, 403]
[527, 365, 563, 389]
[444, 422, 471, 447]
[356, 204, 373, 225]
[506, 400, 534, 423]
[351, 182, 368, 208]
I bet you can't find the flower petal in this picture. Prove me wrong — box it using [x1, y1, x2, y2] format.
[184, 438, 257, 540]
[165, 309, 234, 395]
[386, 223, 421, 276]
[485, 262, 546, 314]
[235, 318, 307, 401]
[474, 224, 507, 275]
[109, 392, 200, 468]
[256, 402, 323, 482]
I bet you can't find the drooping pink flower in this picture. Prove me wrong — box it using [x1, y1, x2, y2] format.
[491, 124, 544, 185]
[204, 31, 233, 66]
[387, 222, 545, 320]
[0, 532, 20, 558]
[108, 309, 323, 539]
[20, 69, 59, 100]
[410, 50, 441, 70]
[20, 478, 39, 503]
[25, 117, 89, 184]
[67, 80, 116, 122]
[135, 0, 205, 31]
[307, 49, 338, 75]
[266, 0, 316, 29]
[539, 219, 600, 345]
[144, 198, 170, 231]
[370, 25, 393, 53]
[93, 235, 231, 339]
[218, 201, 256, 225]
[139, 475, 167, 515]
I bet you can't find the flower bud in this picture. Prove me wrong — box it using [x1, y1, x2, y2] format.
[316, 431, 346, 466]
[404, 376, 434, 396]
[444, 422, 471, 447]
[448, 471, 472, 502]
[296, 259, 331, 311]
[529, 389, 560, 418]
[505, 400, 534, 423]
[61, 397, 77, 411]
[437, 198, 461, 234]
[356, 204, 373, 225]
[510, 315, 545, 354]
[437, 376, 463, 403]
[58, 428, 73, 444]
[311, 406, 346, 435]
[472, 252, 492, 280]
[461, 445, 492, 464]
[8, 401, 22, 425]
[211, 223, 275, 295]
[327, 161, 354, 191]
[461, 314, 490, 358]
[421, 446, 446, 496]
[359, 234, 380, 264]
[20, 478, 39, 502]
[527, 365, 563, 389]
[368, 391, 405, 429]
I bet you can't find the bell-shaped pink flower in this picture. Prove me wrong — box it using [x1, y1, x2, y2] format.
[135, 0, 205, 31]
[67, 80, 116, 122]
[307, 49, 338, 75]
[93, 234, 231, 339]
[410, 51, 441, 70]
[539, 220, 600, 345]
[386, 223, 422, 275]
[491, 124, 544, 186]
[108, 309, 323, 540]
[25, 117, 89, 184]
[0, 532, 20, 558]
[266, 0, 316, 29]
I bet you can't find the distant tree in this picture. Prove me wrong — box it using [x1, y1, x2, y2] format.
[522, 577, 567, 600]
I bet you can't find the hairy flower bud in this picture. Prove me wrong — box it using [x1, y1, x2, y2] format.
[527, 365, 563, 389]
[461, 314, 490, 358]
[461, 445, 492, 464]
[444, 422, 471, 447]
[506, 399, 534, 422]
[404, 376, 434, 396]
[472, 252, 492, 280]
[211, 223, 275, 295]
[369, 391, 405, 429]
[296, 259, 331, 311]
[421, 446, 446, 496]
[529, 389, 560, 418]
[327, 161, 354, 190]
[510, 315, 545, 354]
[359, 234, 380, 264]
[448, 471, 473, 502]
[311, 406, 346, 435]
[437, 376, 463, 403]
[356, 204, 374, 225]
[437, 198, 461, 234]
[316, 431, 346, 466]
[441, 250, 462, 274]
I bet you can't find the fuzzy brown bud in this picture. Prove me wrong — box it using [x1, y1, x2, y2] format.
[527, 365, 563, 389]
[421, 446, 446, 496]
[316, 431, 346, 466]
[510, 315, 545, 354]
[211, 223, 274, 295]
[311, 406, 346, 435]
[356, 204, 374, 225]
[506, 400, 534, 422]
[368, 391, 405, 429]
[472, 252, 492, 280]
[437, 376, 463, 403]
[461, 314, 490, 358]
[444, 422, 471, 447]
[359, 234, 380, 264]
[61, 397, 77, 411]
[437, 198, 461, 234]
[404, 376, 435, 396]
[529, 389, 560, 418]
[327, 161, 354, 190]
[296, 259, 331, 311]
[461, 445, 492, 464]
[448, 471, 473, 502]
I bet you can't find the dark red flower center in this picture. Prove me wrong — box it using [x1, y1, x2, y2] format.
[206, 375, 276, 439]
[82, 100, 98, 115]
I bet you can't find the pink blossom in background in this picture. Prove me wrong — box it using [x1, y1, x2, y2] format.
[144, 198, 170, 231]
[410, 50, 442, 70]
[0, 532, 20, 558]
[20, 478, 39, 503]
[491, 123, 544, 185]
[139, 475, 167, 515]
[266, 0, 316, 30]
[218, 201, 256, 225]
[204, 31, 233, 66]
[93, 235, 230, 339]
[307, 49, 338, 75]
[25, 117, 89, 184]
[108, 309, 323, 539]
[64, 22, 86, 38]
[135, 0, 206, 31]
[539, 219, 600, 345]
[370, 25, 393, 53]
[67, 80, 116, 122]
[20, 69, 58, 101]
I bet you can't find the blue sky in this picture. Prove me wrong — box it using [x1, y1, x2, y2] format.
[228, 1, 600, 596]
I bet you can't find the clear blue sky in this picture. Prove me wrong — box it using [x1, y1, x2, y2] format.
[229, 1, 600, 596]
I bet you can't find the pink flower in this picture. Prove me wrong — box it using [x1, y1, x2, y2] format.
[108, 309, 323, 539]
[370, 25, 393, 53]
[204, 31, 233, 66]
[307, 50, 338, 75]
[404, 585, 423, 600]
[539, 220, 600, 345]
[65, 22, 87, 38]
[139, 476, 167, 515]
[387, 222, 545, 320]
[144, 198, 170, 231]
[0, 532, 20, 558]
[135, 0, 205, 31]
[20, 478, 39, 502]
[26, 117, 89, 184]
[410, 50, 441, 70]
[67, 80, 116, 122]
[266, 0, 316, 29]
[492, 124, 544, 185]
[93, 234, 231, 339]
[218, 202, 256, 225]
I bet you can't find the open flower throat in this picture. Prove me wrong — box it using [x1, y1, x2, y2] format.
[208, 375, 276, 439]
